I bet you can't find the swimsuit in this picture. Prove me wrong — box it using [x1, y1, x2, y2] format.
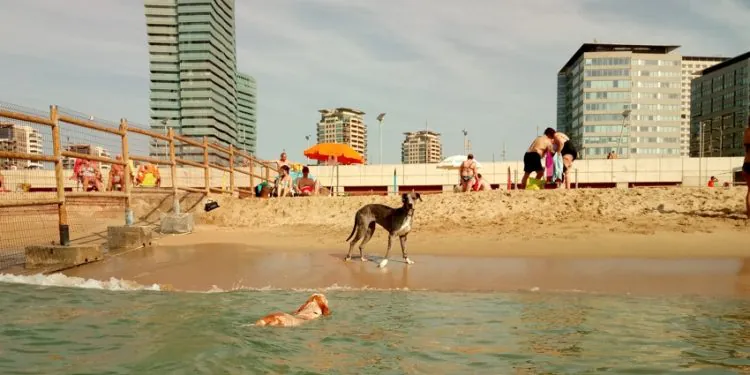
[299, 185, 314, 193]
[523, 152, 543, 173]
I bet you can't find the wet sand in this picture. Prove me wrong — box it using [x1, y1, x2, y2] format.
[63, 229, 750, 296]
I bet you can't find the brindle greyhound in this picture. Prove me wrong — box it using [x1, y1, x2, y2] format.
[344, 192, 422, 268]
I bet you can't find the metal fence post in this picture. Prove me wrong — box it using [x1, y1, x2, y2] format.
[229, 145, 235, 195]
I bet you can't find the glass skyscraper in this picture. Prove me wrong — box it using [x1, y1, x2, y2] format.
[145, 0, 257, 162]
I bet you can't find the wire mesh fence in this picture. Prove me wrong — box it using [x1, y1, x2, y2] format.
[0, 100, 279, 270]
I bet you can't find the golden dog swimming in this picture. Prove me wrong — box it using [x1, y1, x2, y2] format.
[254, 293, 331, 327]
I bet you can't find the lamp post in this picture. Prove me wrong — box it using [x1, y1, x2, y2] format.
[616, 109, 631, 158]
[377, 113, 386, 165]
[462, 129, 468, 155]
[305, 135, 311, 163]
[161, 119, 169, 159]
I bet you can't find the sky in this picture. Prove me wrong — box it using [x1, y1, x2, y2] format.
[1, 0, 748, 164]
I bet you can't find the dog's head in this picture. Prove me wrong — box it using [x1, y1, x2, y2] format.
[401, 192, 422, 209]
[293, 293, 331, 317]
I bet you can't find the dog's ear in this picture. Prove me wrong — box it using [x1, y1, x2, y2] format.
[401, 193, 408, 200]
[416, 192, 422, 201]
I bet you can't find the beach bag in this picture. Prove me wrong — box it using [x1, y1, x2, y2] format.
[525, 177, 544, 190]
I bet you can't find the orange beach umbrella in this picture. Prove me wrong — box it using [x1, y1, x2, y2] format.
[303, 143, 364, 165]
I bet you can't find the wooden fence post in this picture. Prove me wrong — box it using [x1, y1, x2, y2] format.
[249, 156, 255, 198]
[120, 119, 133, 225]
[50, 105, 69, 245]
[203, 136, 210, 195]
[264, 163, 270, 182]
[228, 145, 235, 195]
[168, 128, 180, 213]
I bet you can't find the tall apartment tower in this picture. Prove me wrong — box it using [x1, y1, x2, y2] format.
[680, 56, 728, 155]
[557, 43, 684, 159]
[236, 73, 257, 155]
[401, 130, 442, 164]
[316, 108, 368, 163]
[690, 51, 750, 157]
[145, 0, 257, 163]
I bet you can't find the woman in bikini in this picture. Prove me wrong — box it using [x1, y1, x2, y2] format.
[276, 165, 293, 197]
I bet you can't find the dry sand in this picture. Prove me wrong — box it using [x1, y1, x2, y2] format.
[61, 187, 750, 295]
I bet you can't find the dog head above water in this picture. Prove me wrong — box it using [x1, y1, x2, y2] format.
[293, 293, 331, 318]
[401, 192, 422, 209]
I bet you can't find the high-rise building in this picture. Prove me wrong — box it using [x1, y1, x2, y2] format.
[680, 56, 728, 155]
[0, 123, 43, 169]
[690, 51, 750, 157]
[236, 72, 257, 155]
[316, 108, 367, 163]
[558, 43, 684, 159]
[145, 0, 256, 164]
[401, 130, 442, 164]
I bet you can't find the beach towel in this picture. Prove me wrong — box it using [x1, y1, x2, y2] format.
[552, 152, 564, 182]
[545, 152, 554, 179]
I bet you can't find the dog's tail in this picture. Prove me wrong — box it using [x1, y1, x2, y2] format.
[345, 216, 359, 242]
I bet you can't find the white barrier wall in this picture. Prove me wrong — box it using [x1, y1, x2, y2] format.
[306, 157, 746, 190]
[0, 157, 744, 192]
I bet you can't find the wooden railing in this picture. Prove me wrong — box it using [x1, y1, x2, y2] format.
[0, 104, 278, 246]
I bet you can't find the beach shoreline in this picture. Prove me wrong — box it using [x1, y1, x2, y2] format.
[58, 225, 750, 296]
[2, 187, 745, 295]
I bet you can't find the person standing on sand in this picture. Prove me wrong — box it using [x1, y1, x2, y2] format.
[522, 131, 554, 188]
[459, 154, 478, 192]
[549, 128, 579, 189]
[742, 116, 750, 218]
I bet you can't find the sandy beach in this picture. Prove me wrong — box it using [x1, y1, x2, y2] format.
[59, 187, 750, 295]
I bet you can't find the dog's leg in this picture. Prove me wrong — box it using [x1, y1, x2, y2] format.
[345, 218, 364, 261]
[358, 221, 376, 262]
[378, 234, 394, 268]
[400, 235, 414, 265]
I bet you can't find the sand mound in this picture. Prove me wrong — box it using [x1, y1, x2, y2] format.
[188, 188, 748, 237]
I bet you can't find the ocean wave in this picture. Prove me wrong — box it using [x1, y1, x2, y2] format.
[0, 273, 162, 291]
[203, 283, 421, 293]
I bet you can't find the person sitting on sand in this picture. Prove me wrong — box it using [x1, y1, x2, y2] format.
[742, 116, 750, 218]
[473, 173, 492, 191]
[107, 155, 126, 192]
[295, 166, 318, 196]
[276, 165, 293, 197]
[459, 154, 478, 192]
[522, 131, 554, 188]
[708, 176, 719, 188]
[80, 159, 103, 192]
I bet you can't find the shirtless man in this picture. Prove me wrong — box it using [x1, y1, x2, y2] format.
[459, 154, 478, 192]
[522, 130, 554, 188]
[550, 128, 579, 189]
[742, 116, 750, 218]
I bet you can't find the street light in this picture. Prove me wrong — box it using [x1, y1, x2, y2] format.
[616, 109, 631, 158]
[161, 119, 169, 158]
[305, 135, 311, 163]
[462, 129, 468, 155]
[377, 113, 386, 165]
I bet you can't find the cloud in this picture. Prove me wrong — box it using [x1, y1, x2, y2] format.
[1, 0, 748, 163]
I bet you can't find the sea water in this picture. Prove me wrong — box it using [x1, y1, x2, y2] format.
[0, 273, 748, 374]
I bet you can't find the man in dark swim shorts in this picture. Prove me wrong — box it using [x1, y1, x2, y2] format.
[521, 130, 554, 188]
